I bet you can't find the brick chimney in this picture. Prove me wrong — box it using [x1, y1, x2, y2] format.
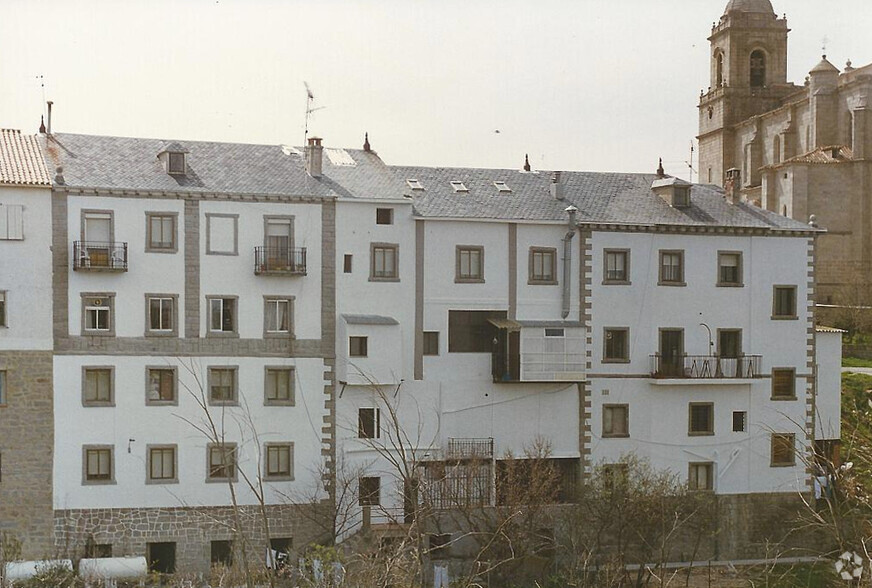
[306, 137, 323, 178]
[724, 168, 741, 204]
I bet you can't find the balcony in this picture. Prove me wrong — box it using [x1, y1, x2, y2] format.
[649, 354, 762, 380]
[73, 241, 128, 272]
[254, 247, 306, 276]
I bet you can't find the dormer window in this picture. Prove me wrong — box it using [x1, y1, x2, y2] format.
[167, 152, 186, 175]
[493, 181, 511, 192]
[407, 179, 424, 191]
[450, 181, 468, 193]
[158, 143, 189, 176]
[673, 187, 691, 208]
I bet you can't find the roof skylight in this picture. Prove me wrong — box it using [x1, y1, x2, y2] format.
[407, 179, 424, 191]
[450, 181, 468, 193]
[494, 181, 511, 192]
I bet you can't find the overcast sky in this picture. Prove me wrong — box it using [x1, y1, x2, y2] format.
[1, 0, 870, 179]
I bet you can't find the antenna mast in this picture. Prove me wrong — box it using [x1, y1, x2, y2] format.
[685, 140, 697, 183]
[303, 82, 326, 147]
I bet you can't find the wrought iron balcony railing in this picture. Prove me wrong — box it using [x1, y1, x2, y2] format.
[254, 247, 306, 276]
[447, 438, 494, 460]
[649, 354, 762, 379]
[73, 241, 128, 272]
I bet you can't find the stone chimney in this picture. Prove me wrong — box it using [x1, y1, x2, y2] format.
[306, 137, 323, 178]
[550, 171, 564, 200]
[724, 168, 741, 204]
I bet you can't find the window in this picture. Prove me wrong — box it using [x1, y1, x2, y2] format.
[359, 407, 380, 439]
[604, 249, 629, 284]
[717, 252, 742, 286]
[370, 243, 399, 281]
[771, 368, 796, 400]
[264, 367, 294, 405]
[733, 411, 747, 432]
[406, 179, 424, 191]
[602, 463, 629, 492]
[167, 152, 186, 175]
[715, 51, 724, 87]
[145, 212, 177, 252]
[771, 433, 795, 466]
[264, 298, 292, 336]
[545, 328, 564, 337]
[83, 367, 113, 406]
[147, 445, 177, 483]
[207, 443, 237, 482]
[688, 462, 713, 491]
[718, 329, 742, 359]
[208, 297, 237, 335]
[423, 331, 439, 356]
[147, 542, 176, 574]
[211, 541, 232, 566]
[603, 328, 629, 362]
[772, 286, 797, 318]
[529, 247, 557, 284]
[359, 477, 381, 506]
[146, 295, 177, 336]
[602, 404, 629, 438]
[208, 367, 238, 405]
[205, 213, 238, 256]
[349, 336, 368, 358]
[456, 246, 484, 282]
[83, 446, 114, 484]
[376, 208, 394, 225]
[82, 293, 114, 336]
[0, 291, 6, 327]
[689, 403, 714, 435]
[750, 49, 766, 88]
[493, 181, 511, 192]
[450, 181, 468, 193]
[0, 370, 6, 405]
[658, 329, 684, 377]
[0, 205, 24, 241]
[264, 443, 293, 479]
[146, 367, 177, 404]
[448, 310, 503, 353]
[344, 254, 353, 273]
[659, 250, 684, 285]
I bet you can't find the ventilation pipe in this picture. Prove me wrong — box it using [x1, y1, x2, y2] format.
[46, 101, 53, 135]
[562, 205, 578, 319]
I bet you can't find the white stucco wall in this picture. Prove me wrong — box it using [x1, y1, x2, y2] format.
[815, 330, 842, 441]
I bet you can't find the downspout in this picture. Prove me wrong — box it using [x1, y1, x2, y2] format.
[562, 205, 578, 319]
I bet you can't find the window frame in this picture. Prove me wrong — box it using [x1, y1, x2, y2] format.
[167, 152, 186, 175]
[263, 296, 294, 338]
[375, 208, 394, 225]
[0, 290, 7, 327]
[82, 366, 115, 407]
[370, 243, 400, 282]
[145, 212, 179, 253]
[146, 444, 178, 484]
[358, 407, 381, 439]
[770, 433, 796, 467]
[771, 368, 796, 400]
[206, 442, 238, 483]
[716, 251, 743, 287]
[264, 366, 295, 406]
[145, 366, 178, 406]
[263, 442, 294, 481]
[603, 249, 630, 285]
[359, 476, 381, 506]
[205, 213, 239, 256]
[688, 402, 714, 436]
[206, 296, 238, 337]
[658, 250, 685, 286]
[772, 285, 798, 319]
[208, 366, 239, 406]
[349, 336, 368, 358]
[144, 293, 179, 337]
[81, 292, 116, 337]
[528, 247, 557, 285]
[717, 328, 742, 359]
[82, 444, 115, 485]
[455, 245, 485, 283]
[602, 404, 629, 438]
[343, 254, 353, 273]
[688, 462, 714, 491]
[602, 327, 630, 363]
[423, 331, 440, 356]
[732, 411, 747, 432]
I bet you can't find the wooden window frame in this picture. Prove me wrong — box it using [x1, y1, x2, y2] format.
[771, 368, 796, 400]
[83, 445, 115, 485]
[658, 250, 685, 286]
[264, 442, 294, 480]
[528, 247, 557, 285]
[145, 212, 178, 253]
[264, 366, 295, 406]
[370, 243, 400, 282]
[147, 444, 178, 484]
[82, 366, 115, 407]
[603, 249, 630, 285]
[456, 245, 485, 284]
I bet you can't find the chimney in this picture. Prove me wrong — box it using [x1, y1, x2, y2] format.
[46, 101, 53, 135]
[54, 166, 65, 186]
[363, 132, 371, 153]
[724, 168, 741, 204]
[523, 154, 531, 172]
[656, 158, 665, 178]
[550, 171, 564, 200]
[306, 137, 323, 178]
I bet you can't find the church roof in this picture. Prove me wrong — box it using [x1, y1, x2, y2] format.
[723, 0, 775, 14]
[810, 56, 839, 74]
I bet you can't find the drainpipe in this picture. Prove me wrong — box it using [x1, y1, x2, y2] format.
[562, 205, 578, 319]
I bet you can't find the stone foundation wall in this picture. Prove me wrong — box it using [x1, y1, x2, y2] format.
[54, 502, 334, 574]
[0, 351, 54, 560]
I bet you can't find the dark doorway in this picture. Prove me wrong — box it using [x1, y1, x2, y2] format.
[147, 542, 176, 574]
[211, 540, 233, 566]
[659, 329, 684, 377]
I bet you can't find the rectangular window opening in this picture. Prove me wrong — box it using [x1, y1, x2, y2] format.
[423, 331, 439, 356]
[349, 336, 368, 358]
[375, 208, 394, 225]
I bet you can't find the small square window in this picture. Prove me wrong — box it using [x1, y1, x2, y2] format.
[771, 368, 796, 399]
[358, 407, 380, 439]
[456, 246, 484, 282]
[359, 476, 381, 506]
[146, 213, 177, 253]
[147, 445, 177, 483]
[450, 181, 468, 193]
[688, 462, 713, 491]
[264, 298, 292, 336]
[83, 445, 114, 484]
[529, 248, 557, 284]
[344, 254, 353, 273]
[207, 443, 237, 482]
[371, 244, 399, 281]
[83, 367, 114, 406]
[208, 367, 238, 405]
[265, 367, 294, 405]
[771, 433, 795, 466]
[772, 286, 797, 319]
[349, 336, 368, 358]
[0, 291, 7, 327]
[604, 250, 630, 284]
[146, 367, 177, 404]
[423, 332, 439, 356]
[82, 294, 115, 336]
[208, 297, 237, 335]
[602, 404, 629, 438]
[264, 443, 293, 479]
[659, 251, 685, 285]
[603, 328, 629, 362]
[732, 411, 747, 432]
[376, 208, 394, 225]
[717, 252, 742, 286]
[689, 403, 714, 435]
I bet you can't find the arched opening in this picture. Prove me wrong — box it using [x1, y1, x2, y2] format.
[782, 205, 788, 217]
[847, 112, 854, 150]
[716, 52, 724, 88]
[773, 135, 781, 164]
[750, 50, 766, 88]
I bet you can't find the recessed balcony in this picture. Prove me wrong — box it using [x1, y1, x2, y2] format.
[254, 247, 306, 276]
[649, 354, 762, 380]
[73, 241, 128, 272]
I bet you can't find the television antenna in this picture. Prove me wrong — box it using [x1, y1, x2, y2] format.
[684, 141, 697, 183]
[303, 82, 326, 147]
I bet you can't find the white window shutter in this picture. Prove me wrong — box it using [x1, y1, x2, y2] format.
[6, 205, 23, 240]
[0, 207, 8, 240]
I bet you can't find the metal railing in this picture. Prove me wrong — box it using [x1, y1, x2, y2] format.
[73, 241, 128, 271]
[447, 438, 494, 459]
[649, 354, 762, 379]
[254, 247, 306, 275]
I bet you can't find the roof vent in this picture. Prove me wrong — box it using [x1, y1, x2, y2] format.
[450, 181, 468, 193]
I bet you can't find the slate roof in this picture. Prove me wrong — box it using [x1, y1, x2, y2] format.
[342, 314, 400, 325]
[0, 129, 51, 186]
[390, 165, 816, 231]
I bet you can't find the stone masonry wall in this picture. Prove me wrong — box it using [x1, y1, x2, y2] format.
[0, 351, 54, 560]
